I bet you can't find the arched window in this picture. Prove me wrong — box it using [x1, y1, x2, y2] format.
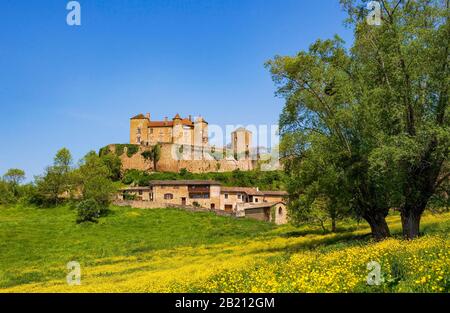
[278, 207, 283, 215]
[164, 193, 174, 200]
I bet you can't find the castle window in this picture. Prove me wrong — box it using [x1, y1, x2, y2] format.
[224, 194, 229, 199]
[237, 194, 241, 199]
[279, 207, 283, 215]
[137, 128, 141, 135]
[164, 193, 174, 200]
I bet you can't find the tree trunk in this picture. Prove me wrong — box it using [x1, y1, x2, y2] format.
[401, 210, 421, 239]
[331, 217, 337, 233]
[363, 212, 390, 241]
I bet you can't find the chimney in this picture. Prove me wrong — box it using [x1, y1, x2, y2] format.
[145, 113, 150, 120]
[164, 116, 168, 122]
[189, 115, 192, 122]
[256, 187, 259, 192]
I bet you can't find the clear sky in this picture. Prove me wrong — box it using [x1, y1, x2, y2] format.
[0, 0, 353, 181]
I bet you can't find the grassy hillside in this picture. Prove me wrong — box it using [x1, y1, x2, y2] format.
[0, 205, 449, 293]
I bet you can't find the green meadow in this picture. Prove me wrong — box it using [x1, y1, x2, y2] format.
[1, 205, 449, 292]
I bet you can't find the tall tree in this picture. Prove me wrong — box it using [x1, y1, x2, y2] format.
[272, 0, 449, 240]
[35, 148, 73, 205]
[76, 151, 116, 208]
[2, 169, 25, 197]
[341, 0, 449, 238]
[268, 37, 396, 240]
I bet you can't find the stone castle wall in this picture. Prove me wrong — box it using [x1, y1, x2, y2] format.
[107, 143, 256, 173]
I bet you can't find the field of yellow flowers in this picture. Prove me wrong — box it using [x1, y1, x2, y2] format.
[0, 205, 449, 293]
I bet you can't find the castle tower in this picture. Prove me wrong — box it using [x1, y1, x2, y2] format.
[130, 113, 150, 145]
[194, 116, 208, 147]
[231, 127, 252, 160]
[172, 113, 183, 145]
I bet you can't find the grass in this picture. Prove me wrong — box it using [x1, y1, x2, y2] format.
[0, 205, 449, 292]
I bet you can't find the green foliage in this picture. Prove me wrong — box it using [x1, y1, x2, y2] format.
[112, 144, 139, 157]
[0, 180, 15, 205]
[98, 146, 111, 157]
[267, 0, 450, 239]
[76, 199, 100, 224]
[1, 168, 26, 201]
[126, 145, 139, 157]
[3, 169, 25, 186]
[115, 144, 125, 156]
[338, 0, 449, 239]
[77, 151, 117, 211]
[100, 153, 122, 181]
[33, 148, 73, 206]
[141, 144, 162, 171]
[123, 193, 137, 201]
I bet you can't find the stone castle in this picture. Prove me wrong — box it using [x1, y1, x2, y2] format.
[105, 113, 259, 173]
[130, 113, 252, 159]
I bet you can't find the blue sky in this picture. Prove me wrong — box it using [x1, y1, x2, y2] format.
[0, 0, 353, 181]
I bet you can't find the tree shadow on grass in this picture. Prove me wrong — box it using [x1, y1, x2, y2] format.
[281, 226, 360, 239]
[251, 231, 373, 255]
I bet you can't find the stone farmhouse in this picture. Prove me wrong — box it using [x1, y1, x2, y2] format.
[103, 113, 263, 173]
[117, 180, 288, 225]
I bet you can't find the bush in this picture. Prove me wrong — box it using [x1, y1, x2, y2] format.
[123, 193, 137, 201]
[126, 145, 139, 157]
[100, 154, 122, 181]
[76, 199, 101, 224]
[0, 181, 15, 205]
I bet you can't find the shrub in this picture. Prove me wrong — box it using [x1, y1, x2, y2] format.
[115, 144, 125, 156]
[98, 146, 111, 157]
[76, 199, 100, 224]
[0, 181, 15, 205]
[126, 145, 139, 157]
[123, 193, 137, 201]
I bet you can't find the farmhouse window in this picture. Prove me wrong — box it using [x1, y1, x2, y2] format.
[164, 193, 174, 200]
